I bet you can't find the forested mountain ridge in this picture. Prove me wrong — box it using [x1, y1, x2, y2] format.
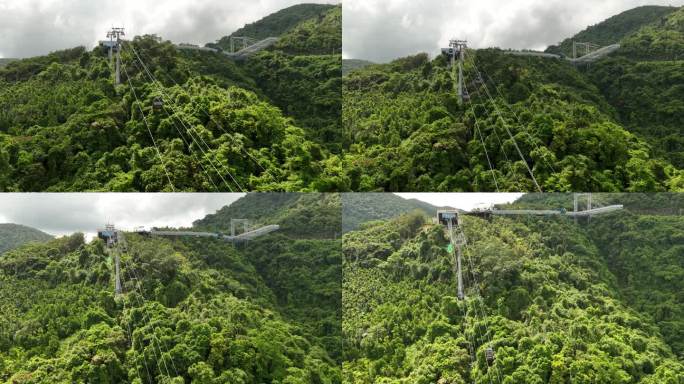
[546, 5, 679, 57]
[341, 6, 684, 192]
[0, 3, 342, 192]
[0, 193, 342, 383]
[341, 193, 446, 233]
[207, 3, 336, 50]
[0, 223, 53, 254]
[343, 200, 684, 383]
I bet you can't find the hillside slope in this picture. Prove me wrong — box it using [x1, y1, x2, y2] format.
[546, 6, 678, 56]
[0, 223, 52, 254]
[341, 193, 445, 233]
[0, 193, 342, 382]
[342, 49, 682, 192]
[0, 3, 343, 192]
[343, 199, 684, 382]
[207, 3, 335, 51]
[583, 6, 684, 169]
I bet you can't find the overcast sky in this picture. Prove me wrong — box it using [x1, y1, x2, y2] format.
[395, 193, 524, 211]
[0, 193, 244, 240]
[0, 0, 339, 58]
[343, 0, 684, 62]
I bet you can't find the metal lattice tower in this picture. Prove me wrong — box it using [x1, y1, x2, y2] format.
[572, 41, 600, 59]
[230, 219, 249, 237]
[438, 210, 465, 300]
[574, 193, 593, 223]
[443, 39, 468, 104]
[106, 27, 125, 84]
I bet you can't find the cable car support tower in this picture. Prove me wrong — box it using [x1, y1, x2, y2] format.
[106, 27, 125, 84]
[443, 39, 468, 105]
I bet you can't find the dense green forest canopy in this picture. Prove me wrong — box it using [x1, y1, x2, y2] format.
[341, 193, 445, 233]
[0, 59, 17, 69]
[342, 59, 375, 76]
[0, 4, 342, 192]
[0, 193, 342, 383]
[0, 223, 52, 254]
[342, 195, 684, 383]
[207, 3, 336, 50]
[341, 6, 684, 192]
[546, 6, 679, 56]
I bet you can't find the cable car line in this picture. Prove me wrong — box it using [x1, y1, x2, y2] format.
[120, 250, 177, 379]
[119, 259, 169, 379]
[123, 43, 245, 192]
[132, 46, 274, 181]
[121, 61, 176, 192]
[123, 44, 243, 192]
[116, 233, 179, 379]
[126, 42, 246, 192]
[121, 292, 153, 384]
[463, 80, 500, 192]
[126, 260, 181, 378]
[124, 43, 242, 192]
[462, 51, 542, 192]
[473, 63, 558, 174]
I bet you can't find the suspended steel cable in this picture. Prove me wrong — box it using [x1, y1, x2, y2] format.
[123, 43, 244, 192]
[463, 52, 543, 192]
[121, 288, 153, 384]
[120, 253, 176, 379]
[119, 260, 169, 380]
[463, 81, 500, 192]
[469, 55, 558, 174]
[123, 44, 240, 192]
[120, 61, 176, 192]
[458, 225, 506, 384]
[117, 235, 178, 379]
[448, 226, 497, 384]
[133, 46, 273, 180]
[124, 52, 240, 193]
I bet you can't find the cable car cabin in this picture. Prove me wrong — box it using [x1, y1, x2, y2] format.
[485, 347, 495, 366]
[97, 228, 118, 248]
[441, 47, 461, 60]
[437, 210, 460, 227]
[152, 97, 164, 112]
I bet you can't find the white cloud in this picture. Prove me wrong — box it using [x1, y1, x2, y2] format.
[343, 0, 684, 62]
[0, 0, 339, 58]
[395, 193, 524, 211]
[0, 193, 245, 241]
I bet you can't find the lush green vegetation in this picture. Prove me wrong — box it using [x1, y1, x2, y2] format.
[340, 7, 684, 192]
[342, 60, 375, 76]
[343, 196, 684, 382]
[341, 50, 683, 192]
[0, 59, 17, 69]
[583, 7, 684, 171]
[0, 223, 52, 254]
[546, 6, 678, 57]
[0, 193, 342, 383]
[0, 3, 342, 192]
[274, 6, 342, 56]
[341, 193, 443, 233]
[208, 4, 336, 51]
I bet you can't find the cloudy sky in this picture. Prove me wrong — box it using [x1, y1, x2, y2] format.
[344, 0, 684, 62]
[395, 193, 524, 211]
[0, 193, 244, 240]
[0, 0, 339, 58]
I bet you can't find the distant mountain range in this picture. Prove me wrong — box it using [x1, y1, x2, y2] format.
[0, 223, 52, 254]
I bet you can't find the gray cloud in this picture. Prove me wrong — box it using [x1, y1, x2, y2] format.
[0, 0, 339, 58]
[344, 0, 684, 62]
[0, 193, 244, 239]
